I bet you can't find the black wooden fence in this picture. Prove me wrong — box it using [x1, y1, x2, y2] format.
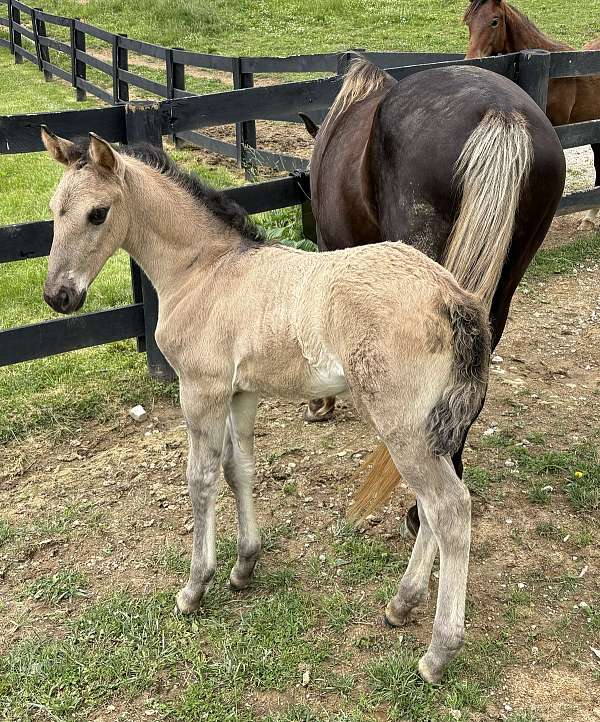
[0, 0, 470, 172]
[2, 26, 600, 376]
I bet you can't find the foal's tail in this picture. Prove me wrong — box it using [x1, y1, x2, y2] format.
[349, 293, 490, 522]
[444, 108, 533, 308]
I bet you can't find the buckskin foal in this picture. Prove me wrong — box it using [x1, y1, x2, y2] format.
[41, 128, 490, 683]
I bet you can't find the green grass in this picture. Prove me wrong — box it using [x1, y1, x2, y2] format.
[31, 0, 600, 56]
[525, 232, 600, 280]
[24, 569, 88, 604]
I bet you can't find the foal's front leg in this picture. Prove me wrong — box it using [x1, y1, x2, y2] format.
[222, 392, 261, 590]
[176, 384, 229, 615]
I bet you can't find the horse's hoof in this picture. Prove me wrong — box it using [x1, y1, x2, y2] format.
[175, 589, 201, 615]
[578, 219, 596, 232]
[303, 406, 335, 423]
[229, 574, 251, 592]
[383, 612, 401, 629]
[418, 656, 443, 686]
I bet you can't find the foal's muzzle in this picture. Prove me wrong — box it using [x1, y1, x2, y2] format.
[43, 285, 87, 314]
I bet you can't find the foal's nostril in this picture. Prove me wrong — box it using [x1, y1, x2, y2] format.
[57, 287, 71, 312]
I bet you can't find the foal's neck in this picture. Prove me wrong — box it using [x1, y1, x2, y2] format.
[121, 158, 241, 301]
[504, 5, 573, 52]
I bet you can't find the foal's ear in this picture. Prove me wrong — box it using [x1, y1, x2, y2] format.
[299, 112, 320, 139]
[41, 125, 76, 166]
[89, 132, 123, 176]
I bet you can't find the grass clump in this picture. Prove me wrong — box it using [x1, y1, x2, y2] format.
[25, 569, 88, 604]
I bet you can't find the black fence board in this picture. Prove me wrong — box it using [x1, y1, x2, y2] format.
[74, 19, 114, 44]
[117, 36, 167, 59]
[0, 219, 52, 262]
[0, 37, 9, 49]
[242, 53, 339, 74]
[41, 59, 71, 82]
[557, 188, 600, 216]
[75, 48, 112, 75]
[162, 75, 340, 134]
[0, 304, 146, 366]
[0, 17, 8, 27]
[557, 120, 600, 148]
[75, 77, 113, 103]
[175, 129, 237, 157]
[0, 104, 125, 153]
[12, 21, 35, 41]
[38, 35, 70, 55]
[550, 51, 600, 79]
[171, 49, 233, 72]
[35, 9, 71, 26]
[223, 173, 309, 215]
[366, 51, 464, 68]
[387, 52, 519, 83]
[172, 87, 198, 100]
[12, 0, 32, 13]
[243, 145, 308, 172]
[13, 44, 37, 64]
[118, 68, 167, 97]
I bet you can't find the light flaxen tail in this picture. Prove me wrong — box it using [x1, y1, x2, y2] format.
[350, 110, 530, 522]
[444, 109, 533, 308]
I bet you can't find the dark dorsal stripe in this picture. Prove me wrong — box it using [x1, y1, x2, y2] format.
[67, 139, 265, 247]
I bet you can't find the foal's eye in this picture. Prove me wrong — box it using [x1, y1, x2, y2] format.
[88, 207, 109, 225]
[491, 17, 500, 27]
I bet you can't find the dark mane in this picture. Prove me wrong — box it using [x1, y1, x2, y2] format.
[464, 0, 490, 22]
[66, 139, 265, 247]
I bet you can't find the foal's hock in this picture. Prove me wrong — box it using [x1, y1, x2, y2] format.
[42, 128, 491, 684]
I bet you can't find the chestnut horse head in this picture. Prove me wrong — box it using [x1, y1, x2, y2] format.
[464, 0, 509, 58]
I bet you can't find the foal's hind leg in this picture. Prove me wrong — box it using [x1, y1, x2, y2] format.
[385, 499, 438, 627]
[222, 392, 261, 590]
[579, 143, 600, 231]
[390, 448, 471, 684]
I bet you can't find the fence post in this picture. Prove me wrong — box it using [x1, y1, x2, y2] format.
[7, 0, 14, 54]
[517, 49, 550, 112]
[124, 101, 176, 382]
[233, 57, 257, 177]
[166, 47, 185, 146]
[34, 8, 51, 80]
[112, 33, 129, 103]
[71, 20, 86, 100]
[10, 0, 22, 64]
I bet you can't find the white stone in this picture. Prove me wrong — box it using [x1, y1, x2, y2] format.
[129, 405, 148, 422]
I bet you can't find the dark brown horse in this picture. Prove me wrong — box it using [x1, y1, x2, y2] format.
[465, 0, 600, 229]
[301, 57, 565, 534]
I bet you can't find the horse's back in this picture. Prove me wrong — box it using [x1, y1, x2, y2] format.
[372, 66, 563, 258]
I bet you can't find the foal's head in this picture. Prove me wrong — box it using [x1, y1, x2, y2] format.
[464, 0, 508, 59]
[41, 128, 129, 313]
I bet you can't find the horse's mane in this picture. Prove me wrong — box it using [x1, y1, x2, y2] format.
[323, 56, 391, 132]
[66, 139, 265, 247]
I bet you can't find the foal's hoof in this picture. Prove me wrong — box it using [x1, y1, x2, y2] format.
[175, 589, 202, 615]
[383, 600, 410, 628]
[229, 572, 251, 592]
[303, 405, 335, 423]
[417, 655, 444, 686]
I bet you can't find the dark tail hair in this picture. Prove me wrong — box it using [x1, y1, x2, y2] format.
[426, 297, 490, 456]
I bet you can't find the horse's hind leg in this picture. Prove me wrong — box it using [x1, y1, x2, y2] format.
[579, 143, 600, 231]
[385, 499, 438, 627]
[222, 392, 261, 590]
[390, 448, 471, 684]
